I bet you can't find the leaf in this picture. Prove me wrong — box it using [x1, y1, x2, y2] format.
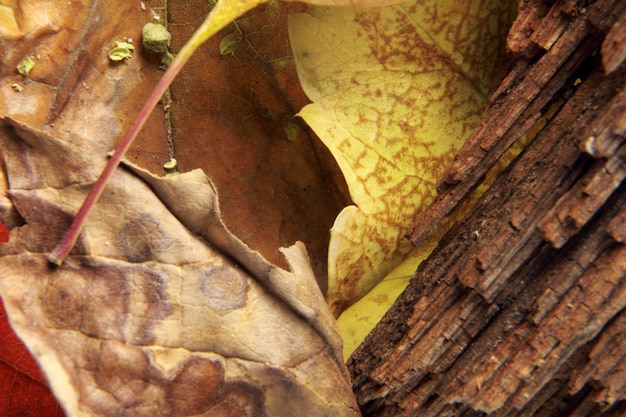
[0, 299, 66, 416]
[1, 212, 63, 416]
[0, 0, 362, 414]
[0, 115, 359, 416]
[0, 0, 170, 173]
[337, 248, 432, 359]
[0, 1, 169, 413]
[288, 0, 516, 314]
[44, 0, 406, 283]
[0, 220, 8, 243]
[0, 0, 512, 411]
[166, 0, 350, 291]
[44, 0, 392, 274]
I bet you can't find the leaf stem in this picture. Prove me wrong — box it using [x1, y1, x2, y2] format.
[48, 0, 265, 265]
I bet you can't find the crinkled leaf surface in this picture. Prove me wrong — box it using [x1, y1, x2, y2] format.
[0, 0, 361, 415]
[141, 0, 406, 297]
[0, 0, 170, 173]
[289, 0, 516, 314]
[0, 118, 357, 416]
[0, 0, 515, 411]
[0, 221, 64, 416]
[0, 1, 165, 414]
[0, 298, 65, 416]
[166, 0, 350, 290]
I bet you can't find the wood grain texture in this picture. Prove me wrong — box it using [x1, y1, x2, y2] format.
[350, 0, 626, 415]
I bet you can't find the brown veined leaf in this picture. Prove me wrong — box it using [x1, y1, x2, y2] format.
[0, 0, 364, 415]
[146, 0, 406, 293]
[289, 0, 517, 315]
[166, 0, 350, 293]
[0, 115, 359, 416]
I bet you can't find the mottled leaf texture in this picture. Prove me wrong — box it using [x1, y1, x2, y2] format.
[289, 0, 516, 314]
[0, 0, 367, 415]
[0, 116, 359, 416]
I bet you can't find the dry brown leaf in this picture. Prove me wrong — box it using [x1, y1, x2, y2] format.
[0, 0, 360, 415]
[167, 0, 350, 291]
[0, 116, 359, 416]
[0, 0, 169, 173]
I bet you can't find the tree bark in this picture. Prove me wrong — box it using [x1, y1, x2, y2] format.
[349, 0, 626, 416]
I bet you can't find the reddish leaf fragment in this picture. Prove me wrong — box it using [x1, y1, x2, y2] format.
[0, 220, 8, 243]
[0, 299, 65, 417]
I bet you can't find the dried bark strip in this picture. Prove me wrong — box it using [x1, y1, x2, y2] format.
[350, 1, 626, 416]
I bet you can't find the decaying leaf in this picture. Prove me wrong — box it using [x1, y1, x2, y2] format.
[167, 0, 350, 289]
[0, 117, 359, 416]
[0, 0, 170, 176]
[289, 0, 516, 314]
[0, 0, 367, 414]
[0, 0, 516, 412]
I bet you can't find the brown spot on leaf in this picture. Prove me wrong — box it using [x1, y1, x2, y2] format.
[201, 266, 249, 313]
[94, 341, 155, 409]
[39, 268, 86, 330]
[216, 381, 267, 417]
[168, 356, 224, 415]
[118, 214, 172, 263]
[40, 262, 171, 345]
[0, 1, 360, 413]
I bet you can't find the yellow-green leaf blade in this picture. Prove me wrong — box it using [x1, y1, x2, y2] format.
[289, 0, 515, 314]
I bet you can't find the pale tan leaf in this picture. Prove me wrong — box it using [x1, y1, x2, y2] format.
[0, 117, 360, 416]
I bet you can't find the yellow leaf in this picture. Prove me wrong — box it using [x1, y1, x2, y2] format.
[287, 0, 405, 5]
[289, 0, 516, 315]
[337, 247, 432, 359]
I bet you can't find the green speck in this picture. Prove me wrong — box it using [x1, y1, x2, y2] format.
[142, 23, 174, 67]
[17, 56, 35, 76]
[219, 32, 241, 55]
[160, 50, 175, 67]
[283, 121, 300, 142]
[108, 41, 135, 62]
[163, 157, 177, 170]
[142, 23, 171, 54]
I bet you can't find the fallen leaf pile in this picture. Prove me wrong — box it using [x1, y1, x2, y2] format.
[0, 0, 360, 415]
[1, 0, 517, 414]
